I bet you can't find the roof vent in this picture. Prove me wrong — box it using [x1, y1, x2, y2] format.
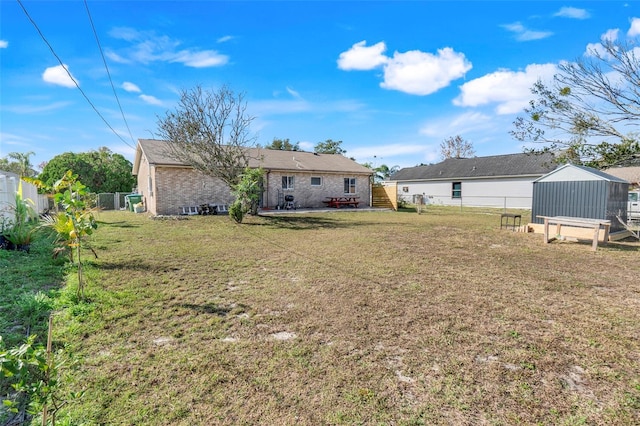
[472, 166, 476, 171]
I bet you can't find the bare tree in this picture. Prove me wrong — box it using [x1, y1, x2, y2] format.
[156, 85, 257, 187]
[511, 39, 640, 168]
[439, 135, 475, 159]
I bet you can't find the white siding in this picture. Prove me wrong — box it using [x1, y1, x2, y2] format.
[396, 177, 536, 209]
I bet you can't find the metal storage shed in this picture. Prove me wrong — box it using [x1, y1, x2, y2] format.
[531, 164, 629, 233]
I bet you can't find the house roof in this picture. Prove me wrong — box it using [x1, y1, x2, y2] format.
[602, 166, 640, 185]
[133, 139, 372, 175]
[534, 163, 629, 183]
[390, 152, 558, 181]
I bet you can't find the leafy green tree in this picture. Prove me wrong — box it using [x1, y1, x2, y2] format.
[37, 148, 135, 193]
[511, 39, 640, 168]
[264, 138, 300, 151]
[0, 151, 37, 177]
[440, 135, 475, 160]
[314, 139, 346, 155]
[156, 84, 257, 187]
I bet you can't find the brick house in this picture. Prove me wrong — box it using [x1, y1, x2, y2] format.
[132, 139, 373, 215]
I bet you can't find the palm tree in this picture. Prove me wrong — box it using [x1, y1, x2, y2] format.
[374, 164, 400, 182]
[7, 151, 36, 177]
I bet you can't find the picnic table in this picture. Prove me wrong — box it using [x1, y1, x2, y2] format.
[323, 196, 360, 208]
[537, 215, 611, 251]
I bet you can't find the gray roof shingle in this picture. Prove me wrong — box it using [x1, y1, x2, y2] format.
[390, 152, 558, 181]
[134, 139, 372, 175]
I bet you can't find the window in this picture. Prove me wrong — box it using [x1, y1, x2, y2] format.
[402, 186, 409, 193]
[311, 176, 322, 187]
[282, 176, 294, 190]
[344, 177, 356, 194]
[452, 182, 462, 199]
[630, 192, 639, 202]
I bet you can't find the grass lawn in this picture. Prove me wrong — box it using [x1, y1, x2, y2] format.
[37, 208, 640, 424]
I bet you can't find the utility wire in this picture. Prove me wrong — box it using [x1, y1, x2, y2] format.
[16, 0, 134, 148]
[83, 0, 137, 148]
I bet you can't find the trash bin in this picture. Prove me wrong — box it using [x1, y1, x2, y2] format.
[125, 194, 143, 212]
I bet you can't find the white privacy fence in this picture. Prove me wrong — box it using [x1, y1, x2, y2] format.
[0, 171, 49, 224]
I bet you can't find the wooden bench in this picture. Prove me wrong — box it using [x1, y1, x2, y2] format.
[537, 216, 611, 251]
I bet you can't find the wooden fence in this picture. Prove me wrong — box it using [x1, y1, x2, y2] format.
[372, 182, 397, 210]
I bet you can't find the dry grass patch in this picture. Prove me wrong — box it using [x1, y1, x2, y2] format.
[54, 208, 640, 425]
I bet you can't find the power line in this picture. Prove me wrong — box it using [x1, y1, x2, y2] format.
[16, 0, 135, 149]
[83, 0, 137, 148]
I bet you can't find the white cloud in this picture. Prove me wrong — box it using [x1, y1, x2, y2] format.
[171, 49, 228, 67]
[338, 41, 471, 95]
[586, 29, 619, 57]
[554, 7, 590, 20]
[0, 40, 8, 48]
[502, 22, 553, 41]
[628, 17, 640, 37]
[5, 101, 73, 114]
[349, 143, 426, 159]
[420, 111, 493, 138]
[381, 48, 472, 96]
[122, 82, 142, 93]
[139, 94, 163, 106]
[108, 27, 229, 68]
[42, 64, 77, 88]
[286, 87, 302, 99]
[453, 63, 557, 114]
[217, 35, 234, 43]
[337, 41, 388, 70]
[603, 28, 620, 42]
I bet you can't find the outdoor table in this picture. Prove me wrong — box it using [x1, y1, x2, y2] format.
[323, 196, 359, 208]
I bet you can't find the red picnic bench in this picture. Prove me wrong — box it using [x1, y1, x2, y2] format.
[323, 196, 359, 208]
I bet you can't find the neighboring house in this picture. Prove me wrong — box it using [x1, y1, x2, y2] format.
[603, 166, 640, 189]
[132, 139, 373, 216]
[390, 152, 557, 209]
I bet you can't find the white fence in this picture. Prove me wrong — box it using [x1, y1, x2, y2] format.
[0, 171, 49, 224]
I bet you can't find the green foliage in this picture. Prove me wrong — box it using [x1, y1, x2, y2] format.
[0, 151, 37, 177]
[2, 192, 39, 249]
[0, 334, 78, 423]
[37, 148, 135, 194]
[228, 200, 244, 223]
[26, 171, 98, 299]
[263, 138, 300, 151]
[314, 139, 346, 155]
[229, 167, 264, 223]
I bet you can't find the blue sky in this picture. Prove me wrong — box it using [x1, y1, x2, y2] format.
[1, 1, 638, 171]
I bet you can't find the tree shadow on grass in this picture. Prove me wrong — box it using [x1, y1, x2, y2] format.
[97, 220, 140, 228]
[251, 214, 387, 230]
[178, 302, 240, 317]
[250, 215, 350, 230]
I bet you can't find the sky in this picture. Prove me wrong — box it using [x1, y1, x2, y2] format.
[1, 1, 639, 172]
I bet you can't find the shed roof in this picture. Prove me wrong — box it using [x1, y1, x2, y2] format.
[534, 163, 629, 183]
[390, 152, 557, 181]
[133, 139, 372, 175]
